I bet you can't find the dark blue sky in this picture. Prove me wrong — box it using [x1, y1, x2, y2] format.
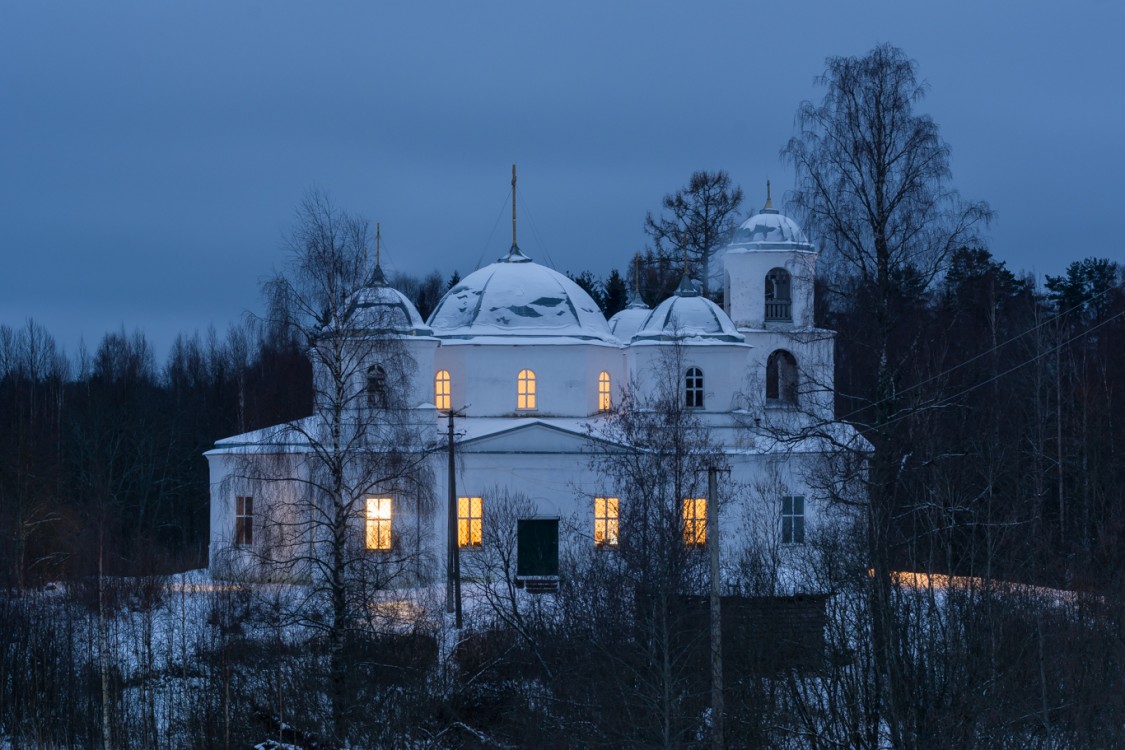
[2, 1, 1121, 359]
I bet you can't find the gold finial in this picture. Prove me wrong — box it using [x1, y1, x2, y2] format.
[376, 222, 381, 267]
[511, 164, 518, 248]
[765, 179, 773, 209]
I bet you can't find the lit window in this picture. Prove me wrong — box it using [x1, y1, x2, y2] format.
[458, 496, 483, 547]
[517, 369, 537, 410]
[685, 367, 704, 409]
[235, 496, 253, 546]
[594, 497, 619, 548]
[766, 350, 798, 404]
[683, 497, 707, 547]
[781, 495, 805, 544]
[365, 497, 393, 551]
[435, 369, 451, 411]
[367, 364, 388, 408]
[598, 371, 611, 411]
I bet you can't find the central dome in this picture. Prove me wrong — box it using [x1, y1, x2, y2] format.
[427, 246, 615, 342]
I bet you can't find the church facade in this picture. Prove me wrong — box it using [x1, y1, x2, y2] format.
[206, 195, 861, 586]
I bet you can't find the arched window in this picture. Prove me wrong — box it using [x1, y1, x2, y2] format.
[766, 350, 798, 404]
[367, 364, 388, 408]
[685, 367, 704, 409]
[434, 369, 451, 411]
[598, 371, 611, 411]
[765, 267, 791, 321]
[517, 369, 537, 410]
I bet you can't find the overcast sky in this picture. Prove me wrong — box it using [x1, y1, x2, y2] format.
[2, 1, 1122, 360]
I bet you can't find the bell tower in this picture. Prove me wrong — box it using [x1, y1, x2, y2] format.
[722, 183, 818, 331]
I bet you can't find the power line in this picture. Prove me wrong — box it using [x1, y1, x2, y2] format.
[837, 281, 1122, 424]
[870, 308, 1125, 431]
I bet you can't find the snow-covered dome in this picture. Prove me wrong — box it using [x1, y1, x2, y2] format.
[609, 305, 651, 343]
[632, 278, 744, 343]
[608, 293, 650, 343]
[427, 245, 615, 342]
[345, 266, 433, 336]
[727, 207, 814, 253]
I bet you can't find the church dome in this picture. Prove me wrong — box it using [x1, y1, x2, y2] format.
[345, 266, 433, 336]
[427, 245, 615, 342]
[632, 278, 744, 343]
[608, 303, 651, 344]
[727, 207, 814, 252]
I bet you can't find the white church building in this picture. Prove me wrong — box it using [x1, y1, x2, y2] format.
[206, 191, 860, 587]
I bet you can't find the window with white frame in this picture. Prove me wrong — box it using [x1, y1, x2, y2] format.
[517, 369, 537, 410]
[365, 497, 393, 551]
[594, 496, 619, 548]
[235, 495, 253, 546]
[435, 369, 451, 411]
[598, 371, 611, 412]
[781, 495, 805, 544]
[683, 497, 707, 548]
[458, 496, 483, 547]
[685, 367, 704, 409]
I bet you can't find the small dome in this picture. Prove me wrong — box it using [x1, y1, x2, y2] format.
[345, 266, 432, 336]
[427, 245, 615, 342]
[608, 304, 650, 343]
[633, 281, 744, 343]
[728, 207, 814, 252]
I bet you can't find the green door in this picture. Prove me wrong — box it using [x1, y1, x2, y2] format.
[517, 518, 559, 578]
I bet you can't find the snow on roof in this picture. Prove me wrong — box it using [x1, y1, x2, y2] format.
[344, 266, 433, 336]
[427, 247, 615, 342]
[632, 284, 744, 343]
[608, 305, 651, 343]
[726, 207, 815, 253]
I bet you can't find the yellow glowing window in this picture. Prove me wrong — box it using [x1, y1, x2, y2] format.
[458, 496, 483, 547]
[598, 371, 611, 411]
[435, 369, 451, 411]
[683, 498, 707, 547]
[365, 497, 393, 551]
[517, 369, 536, 410]
[594, 497, 619, 548]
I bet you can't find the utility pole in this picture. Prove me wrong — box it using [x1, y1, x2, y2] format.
[707, 465, 723, 749]
[446, 408, 464, 628]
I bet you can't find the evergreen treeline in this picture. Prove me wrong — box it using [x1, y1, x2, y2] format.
[827, 249, 1125, 591]
[0, 322, 311, 586]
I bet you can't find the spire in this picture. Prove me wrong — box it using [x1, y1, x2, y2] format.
[627, 252, 648, 309]
[677, 245, 699, 297]
[369, 222, 387, 286]
[500, 164, 532, 262]
[760, 179, 779, 214]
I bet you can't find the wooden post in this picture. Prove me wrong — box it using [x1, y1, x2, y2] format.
[446, 409, 464, 627]
[708, 465, 724, 749]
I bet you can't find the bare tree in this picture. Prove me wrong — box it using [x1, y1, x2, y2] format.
[645, 170, 744, 299]
[224, 191, 436, 743]
[575, 345, 727, 748]
[783, 44, 991, 748]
